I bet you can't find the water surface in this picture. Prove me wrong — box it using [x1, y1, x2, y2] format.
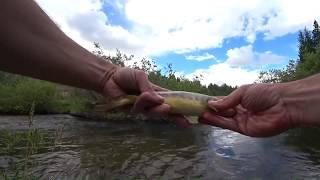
[0, 115, 320, 179]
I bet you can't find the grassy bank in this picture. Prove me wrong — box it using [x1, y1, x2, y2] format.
[0, 47, 235, 116]
[0, 72, 94, 115]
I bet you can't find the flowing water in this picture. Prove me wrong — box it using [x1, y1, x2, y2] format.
[1, 115, 320, 179]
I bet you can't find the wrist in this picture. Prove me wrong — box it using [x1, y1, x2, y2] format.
[92, 57, 119, 94]
[277, 81, 304, 127]
[278, 77, 320, 127]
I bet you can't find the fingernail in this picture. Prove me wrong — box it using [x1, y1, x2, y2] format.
[209, 99, 223, 105]
[208, 101, 216, 107]
[208, 100, 214, 106]
[157, 94, 164, 99]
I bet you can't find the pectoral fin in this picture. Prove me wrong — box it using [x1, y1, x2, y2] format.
[94, 95, 137, 112]
[184, 116, 199, 124]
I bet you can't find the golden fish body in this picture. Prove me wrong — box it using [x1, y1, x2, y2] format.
[94, 91, 221, 124]
[157, 91, 218, 116]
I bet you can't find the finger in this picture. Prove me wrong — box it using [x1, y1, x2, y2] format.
[208, 85, 249, 111]
[151, 83, 168, 91]
[102, 77, 126, 99]
[169, 114, 190, 128]
[199, 112, 239, 132]
[134, 70, 154, 92]
[132, 91, 164, 113]
[215, 108, 237, 117]
[147, 104, 171, 115]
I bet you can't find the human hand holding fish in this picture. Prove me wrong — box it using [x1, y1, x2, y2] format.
[96, 89, 235, 125]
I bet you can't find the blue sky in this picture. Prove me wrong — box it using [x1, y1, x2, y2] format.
[36, 0, 320, 86]
[153, 32, 299, 74]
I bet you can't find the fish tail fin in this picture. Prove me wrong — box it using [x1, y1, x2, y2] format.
[94, 95, 137, 112]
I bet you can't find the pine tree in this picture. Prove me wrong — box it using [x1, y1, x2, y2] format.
[298, 30, 305, 62]
[304, 28, 315, 53]
[312, 20, 320, 49]
[298, 28, 316, 64]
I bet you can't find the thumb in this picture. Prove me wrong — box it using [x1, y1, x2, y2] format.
[133, 69, 164, 103]
[208, 85, 248, 110]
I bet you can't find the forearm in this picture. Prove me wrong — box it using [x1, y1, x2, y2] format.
[279, 74, 320, 126]
[0, 0, 117, 92]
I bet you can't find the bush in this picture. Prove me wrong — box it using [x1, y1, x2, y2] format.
[0, 77, 56, 114]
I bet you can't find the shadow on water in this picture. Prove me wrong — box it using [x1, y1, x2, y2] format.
[1, 115, 320, 179]
[285, 127, 320, 163]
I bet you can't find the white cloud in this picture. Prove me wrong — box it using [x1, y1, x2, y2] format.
[261, 0, 320, 39]
[185, 45, 287, 86]
[126, 0, 320, 55]
[185, 52, 215, 61]
[36, 0, 320, 56]
[35, 0, 303, 87]
[35, 0, 143, 55]
[225, 45, 286, 67]
[68, 11, 144, 55]
[187, 63, 259, 87]
[35, 0, 102, 51]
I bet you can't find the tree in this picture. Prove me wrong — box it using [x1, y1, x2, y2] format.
[312, 20, 320, 49]
[260, 21, 320, 83]
[298, 27, 315, 64]
[304, 28, 315, 53]
[298, 31, 305, 62]
[93, 42, 132, 67]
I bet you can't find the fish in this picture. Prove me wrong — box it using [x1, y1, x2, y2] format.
[94, 91, 234, 124]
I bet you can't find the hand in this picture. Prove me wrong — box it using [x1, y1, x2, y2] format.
[102, 67, 190, 128]
[200, 83, 295, 137]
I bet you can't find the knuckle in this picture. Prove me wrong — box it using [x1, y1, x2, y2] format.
[239, 84, 251, 90]
[135, 70, 147, 79]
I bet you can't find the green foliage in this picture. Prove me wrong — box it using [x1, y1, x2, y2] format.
[93, 42, 133, 67]
[312, 20, 320, 49]
[295, 48, 320, 79]
[0, 42, 235, 114]
[0, 76, 56, 114]
[259, 20, 320, 83]
[0, 72, 93, 114]
[0, 129, 47, 179]
[47, 88, 94, 113]
[147, 69, 234, 96]
[92, 44, 235, 96]
[259, 60, 297, 83]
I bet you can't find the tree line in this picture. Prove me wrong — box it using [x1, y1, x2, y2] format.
[259, 20, 320, 83]
[0, 44, 235, 114]
[2, 20, 319, 115]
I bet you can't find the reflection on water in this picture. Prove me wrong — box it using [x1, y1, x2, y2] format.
[1, 115, 320, 179]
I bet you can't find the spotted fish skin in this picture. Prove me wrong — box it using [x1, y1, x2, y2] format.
[157, 91, 218, 103]
[94, 91, 235, 124]
[156, 91, 218, 116]
[95, 91, 219, 116]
